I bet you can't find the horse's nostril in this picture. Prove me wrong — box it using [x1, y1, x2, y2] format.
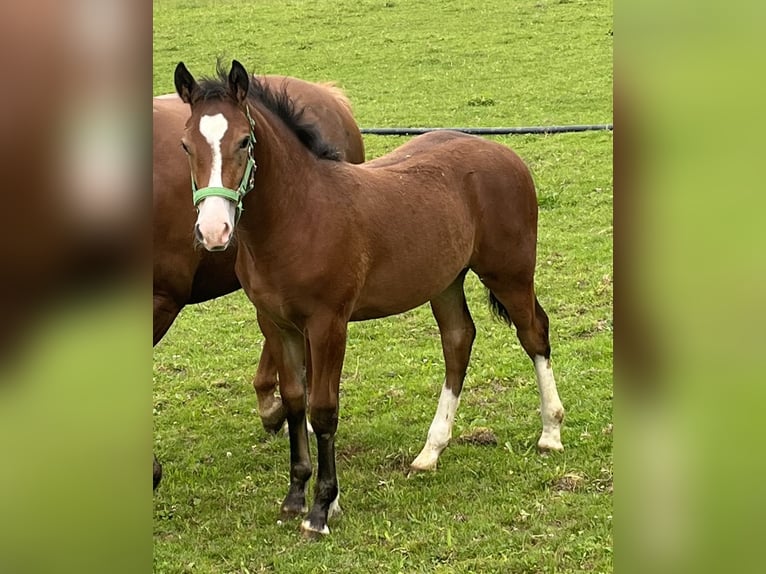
[194, 223, 204, 243]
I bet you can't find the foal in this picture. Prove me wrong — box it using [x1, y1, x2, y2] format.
[153, 79, 364, 430]
[175, 60, 564, 537]
[152, 76, 364, 489]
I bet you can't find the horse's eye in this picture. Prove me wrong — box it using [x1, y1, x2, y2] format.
[239, 136, 251, 150]
[180, 141, 190, 155]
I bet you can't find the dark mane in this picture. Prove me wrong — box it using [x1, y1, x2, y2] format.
[193, 62, 341, 162]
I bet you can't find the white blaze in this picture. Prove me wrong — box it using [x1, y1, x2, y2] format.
[199, 113, 227, 186]
[195, 113, 236, 249]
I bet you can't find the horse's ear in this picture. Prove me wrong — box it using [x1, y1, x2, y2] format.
[228, 60, 250, 105]
[174, 62, 198, 104]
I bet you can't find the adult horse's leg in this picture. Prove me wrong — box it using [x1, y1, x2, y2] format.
[253, 313, 288, 433]
[258, 318, 313, 518]
[153, 292, 183, 490]
[411, 273, 476, 471]
[153, 292, 182, 347]
[485, 279, 565, 451]
[301, 313, 348, 537]
[153, 454, 163, 489]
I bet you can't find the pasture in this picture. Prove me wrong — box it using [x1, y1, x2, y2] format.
[153, 0, 613, 572]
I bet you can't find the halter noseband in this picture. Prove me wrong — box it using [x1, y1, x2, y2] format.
[190, 104, 257, 223]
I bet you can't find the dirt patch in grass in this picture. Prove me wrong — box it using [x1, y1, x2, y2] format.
[551, 472, 586, 492]
[456, 427, 498, 445]
[551, 469, 613, 494]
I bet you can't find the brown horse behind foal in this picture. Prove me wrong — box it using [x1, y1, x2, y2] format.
[175, 60, 565, 537]
[153, 77, 364, 425]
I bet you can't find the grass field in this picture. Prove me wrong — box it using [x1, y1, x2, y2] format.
[153, 1, 613, 572]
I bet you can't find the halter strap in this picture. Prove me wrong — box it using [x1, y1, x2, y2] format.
[190, 103, 257, 223]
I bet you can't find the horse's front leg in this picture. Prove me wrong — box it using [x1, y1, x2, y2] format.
[259, 318, 312, 518]
[301, 314, 348, 537]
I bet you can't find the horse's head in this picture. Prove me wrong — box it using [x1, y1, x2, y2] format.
[174, 60, 256, 251]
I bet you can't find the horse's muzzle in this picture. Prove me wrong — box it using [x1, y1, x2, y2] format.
[195, 221, 232, 251]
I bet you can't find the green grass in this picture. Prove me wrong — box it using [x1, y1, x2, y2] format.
[154, 1, 612, 572]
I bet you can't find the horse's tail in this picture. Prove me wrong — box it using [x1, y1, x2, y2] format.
[487, 290, 513, 327]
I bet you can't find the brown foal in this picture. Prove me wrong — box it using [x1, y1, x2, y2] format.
[152, 76, 364, 488]
[153, 78, 363, 423]
[174, 60, 564, 537]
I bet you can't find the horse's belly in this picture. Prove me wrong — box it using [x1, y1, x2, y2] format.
[351, 258, 468, 321]
[350, 296, 433, 322]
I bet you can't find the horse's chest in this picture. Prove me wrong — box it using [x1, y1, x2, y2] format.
[235, 258, 321, 326]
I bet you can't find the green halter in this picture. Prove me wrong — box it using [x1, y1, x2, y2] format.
[191, 104, 257, 223]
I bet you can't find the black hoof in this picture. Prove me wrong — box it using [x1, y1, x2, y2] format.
[280, 491, 307, 519]
[280, 504, 307, 520]
[300, 521, 329, 539]
[261, 409, 288, 434]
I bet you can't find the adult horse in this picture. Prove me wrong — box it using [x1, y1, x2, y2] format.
[152, 76, 365, 488]
[174, 60, 565, 537]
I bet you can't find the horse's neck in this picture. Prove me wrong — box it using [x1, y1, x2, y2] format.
[243, 102, 323, 232]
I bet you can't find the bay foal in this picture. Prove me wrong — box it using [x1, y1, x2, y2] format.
[175, 60, 564, 536]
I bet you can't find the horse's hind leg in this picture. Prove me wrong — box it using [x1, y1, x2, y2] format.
[252, 311, 288, 432]
[485, 280, 564, 451]
[252, 336, 288, 433]
[411, 273, 476, 471]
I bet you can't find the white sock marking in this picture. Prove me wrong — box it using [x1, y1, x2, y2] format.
[534, 355, 564, 451]
[411, 382, 460, 470]
[301, 519, 330, 536]
[328, 486, 341, 518]
[299, 485, 339, 536]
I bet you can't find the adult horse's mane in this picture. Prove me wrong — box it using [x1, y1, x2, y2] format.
[193, 61, 341, 162]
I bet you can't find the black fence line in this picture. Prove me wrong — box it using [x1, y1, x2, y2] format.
[360, 124, 613, 136]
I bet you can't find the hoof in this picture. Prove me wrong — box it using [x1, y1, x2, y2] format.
[259, 397, 288, 434]
[280, 503, 308, 520]
[409, 452, 438, 473]
[300, 519, 329, 539]
[263, 420, 287, 435]
[537, 434, 564, 452]
[407, 462, 436, 477]
[261, 411, 288, 434]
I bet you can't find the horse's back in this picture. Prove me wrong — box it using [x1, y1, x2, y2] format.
[364, 130, 526, 179]
[362, 130, 535, 208]
[350, 129, 539, 290]
[363, 130, 472, 170]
